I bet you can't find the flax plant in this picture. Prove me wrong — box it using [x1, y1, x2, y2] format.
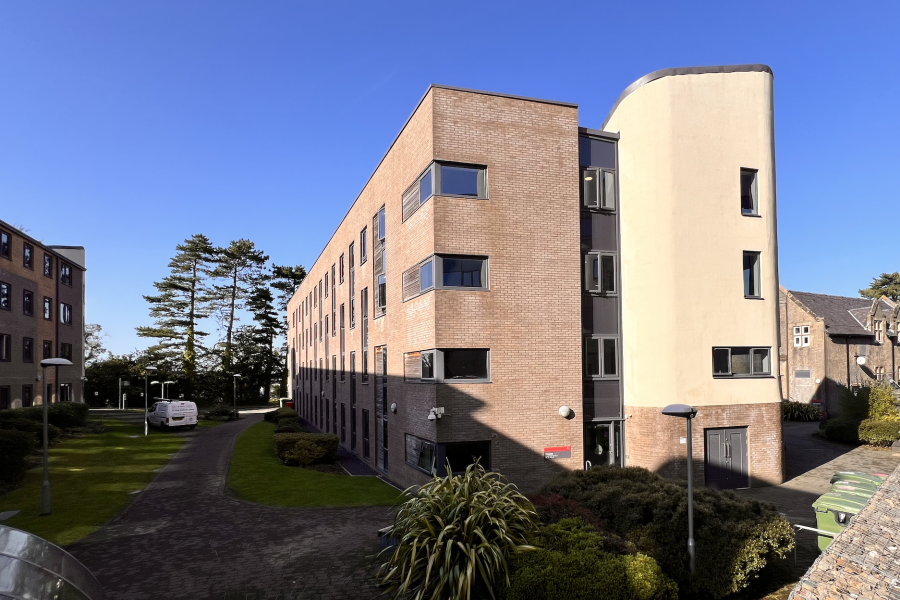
[377, 461, 540, 600]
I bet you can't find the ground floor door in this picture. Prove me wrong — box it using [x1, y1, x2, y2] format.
[584, 421, 623, 469]
[704, 427, 749, 489]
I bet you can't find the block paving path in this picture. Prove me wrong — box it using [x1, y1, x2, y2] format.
[69, 413, 394, 600]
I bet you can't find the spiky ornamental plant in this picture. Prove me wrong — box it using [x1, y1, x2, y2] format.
[377, 462, 540, 600]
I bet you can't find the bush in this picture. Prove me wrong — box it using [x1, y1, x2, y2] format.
[0, 418, 62, 444]
[0, 403, 90, 429]
[868, 383, 899, 421]
[538, 467, 794, 599]
[273, 432, 338, 465]
[824, 417, 861, 443]
[839, 385, 870, 421]
[782, 400, 821, 421]
[858, 418, 900, 446]
[264, 407, 298, 423]
[0, 429, 38, 484]
[378, 462, 540, 600]
[504, 519, 677, 600]
[274, 421, 305, 434]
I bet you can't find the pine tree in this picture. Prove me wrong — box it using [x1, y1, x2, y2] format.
[245, 282, 282, 402]
[860, 272, 900, 302]
[136, 234, 216, 384]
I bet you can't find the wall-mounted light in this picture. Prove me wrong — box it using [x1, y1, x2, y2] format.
[390, 403, 397, 414]
[558, 405, 573, 418]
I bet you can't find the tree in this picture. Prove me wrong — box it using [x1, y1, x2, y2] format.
[208, 239, 268, 370]
[136, 234, 216, 388]
[84, 323, 109, 366]
[244, 283, 282, 402]
[860, 272, 900, 302]
[271, 264, 307, 314]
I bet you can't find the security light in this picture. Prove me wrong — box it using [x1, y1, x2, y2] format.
[661, 404, 697, 419]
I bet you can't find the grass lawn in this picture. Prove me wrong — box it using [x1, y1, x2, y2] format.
[227, 421, 404, 507]
[0, 419, 185, 546]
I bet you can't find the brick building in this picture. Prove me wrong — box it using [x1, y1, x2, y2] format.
[286, 65, 784, 492]
[779, 287, 900, 416]
[0, 219, 86, 409]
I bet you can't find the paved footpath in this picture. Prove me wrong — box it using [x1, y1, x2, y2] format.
[69, 413, 394, 600]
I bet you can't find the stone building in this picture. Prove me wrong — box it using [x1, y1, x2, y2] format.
[0, 219, 86, 409]
[779, 286, 900, 416]
[287, 65, 784, 492]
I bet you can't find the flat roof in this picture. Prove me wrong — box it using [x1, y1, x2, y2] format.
[0, 218, 86, 270]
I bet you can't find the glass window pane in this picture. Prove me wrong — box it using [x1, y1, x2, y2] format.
[421, 352, 434, 379]
[418, 442, 435, 471]
[600, 255, 615, 293]
[713, 348, 731, 374]
[420, 261, 433, 291]
[741, 170, 756, 214]
[585, 339, 600, 376]
[443, 350, 488, 380]
[602, 338, 617, 376]
[378, 209, 385, 240]
[440, 166, 480, 196]
[583, 169, 599, 208]
[731, 348, 751, 374]
[584, 255, 599, 291]
[743, 253, 759, 296]
[420, 170, 433, 202]
[442, 257, 484, 288]
[602, 171, 616, 210]
[752, 348, 770, 374]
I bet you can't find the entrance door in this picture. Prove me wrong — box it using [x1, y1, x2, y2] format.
[705, 427, 749, 489]
[584, 421, 622, 469]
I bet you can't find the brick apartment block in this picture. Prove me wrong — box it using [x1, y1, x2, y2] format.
[287, 65, 784, 492]
[0, 220, 86, 409]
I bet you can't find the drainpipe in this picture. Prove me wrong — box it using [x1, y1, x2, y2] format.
[845, 337, 851, 389]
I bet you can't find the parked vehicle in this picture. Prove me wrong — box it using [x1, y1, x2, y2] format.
[147, 400, 198, 430]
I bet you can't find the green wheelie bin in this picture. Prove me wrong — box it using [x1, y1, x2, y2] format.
[812, 491, 868, 551]
[831, 482, 878, 499]
[829, 471, 888, 487]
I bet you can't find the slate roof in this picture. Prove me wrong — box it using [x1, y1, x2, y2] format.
[790, 463, 900, 600]
[788, 291, 897, 337]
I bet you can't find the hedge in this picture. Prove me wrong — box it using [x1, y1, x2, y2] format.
[0, 429, 38, 484]
[264, 407, 299, 423]
[503, 519, 677, 600]
[0, 403, 90, 429]
[537, 467, 794, 599]
[858, 418, 900, 446]
[273, 432, 338, 466]
[824, 417, 860, 443]
[0, 418, 62, 444]
[275, 421, 305, 434]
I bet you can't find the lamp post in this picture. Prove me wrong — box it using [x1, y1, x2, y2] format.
[144, 366, 157, 436]
[662, 403, 698, 574]
[39, 358, 73, 516]
[163, 381, 175, 399]
[233, 374, 242, 420]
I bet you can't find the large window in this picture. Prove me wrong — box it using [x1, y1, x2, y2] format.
[443, 349, 489, 381]
[439, 256, 487, 289]
[404, 350, 435, 382]
[740, 169, 758, 216]
[0, 282, 9, 310]
[743, 252, 761, 298]
[373, 207, 386, 317]
[712, 347, 771, 377]
[582, 168, 616, 210]
[584, 252, 616, 294]
[402, 162, 487, 222]
[406, 434, 436, 474]
[584, 337, 618, 378]
[0, 230, 9, 259]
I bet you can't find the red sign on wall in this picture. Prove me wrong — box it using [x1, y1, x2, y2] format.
[544, 446, 572, 459]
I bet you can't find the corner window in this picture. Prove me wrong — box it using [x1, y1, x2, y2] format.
[443, 349, 489, 381]
[23, 290, 33, 316]
[60, 302, 72, 325]
[438, 163, 486, 198]
[0, 230, 9, 259]
[713, 347, 771, 377]
[740, 169, 758, 216]
[584, 337, 618, 378]
[793, 326, 810, 347]
[404, 349, 436, 382]
[44, 254, 52, 277]
[439, 256, 487, 289]
[0, 282, 9, 311]
[743, 251, 761, 298]
[405, 434, 436, 474]
[23, 243, 33, 269]
[60, 263, 72, 286]
[584, 252, 616, 294]
[402, 258, 434, 301]
[402, 167, 434, 222]
[582, 168, 616, 211]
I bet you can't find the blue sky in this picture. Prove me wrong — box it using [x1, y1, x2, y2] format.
[1, 1, 897, 355]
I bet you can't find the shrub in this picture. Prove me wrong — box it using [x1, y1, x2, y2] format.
[538, 467, 794, 599]
[858, 418, 900, 446]
[0, 418, 62, 444]
[839, 385, 870, 421]
[0, 429, 38, 484]
[378, 462, 540, 600]
[0, 403, 90, 429]
[504, 519, 677, 600]
[824, 417, 861, 443]
[868, 383, 899, 421]
[782, 400, 820, 421]
[264, 407, 299, 423]
[274, 421, 305, 434]
[273, 432, 338, 465]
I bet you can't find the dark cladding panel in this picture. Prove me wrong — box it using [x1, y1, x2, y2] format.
[592, 296, 619, 335]
[583, 380, 621, 420]
[594, 213, 617, 251]
[579, 137, 616, 169]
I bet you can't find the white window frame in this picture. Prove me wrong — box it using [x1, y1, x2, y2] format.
[793, 325, 810, 347]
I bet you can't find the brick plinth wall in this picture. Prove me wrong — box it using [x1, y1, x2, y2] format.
[625, 402, 784, 487]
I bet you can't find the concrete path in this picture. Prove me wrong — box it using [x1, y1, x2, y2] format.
[738, 421, 900, 573]
[70, 412, 393, 600]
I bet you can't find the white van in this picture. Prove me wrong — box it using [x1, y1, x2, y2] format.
[147, 400, 198, 430]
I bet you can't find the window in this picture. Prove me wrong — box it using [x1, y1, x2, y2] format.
[376, 274, 386, 311]
[43, 340, 52, 359]
[325, 271, 328, 297]
[362, 409, 370, 459]
[60, 343, 72, 361]
[60, 263, 72, 286]
[339, 254, 345, 284]
[23, 290, 33, 316]
[0, 230, 9, 259]
[23, 243, 33, 269]
[439, 256, 487, 289]
[743, 251, 761, 298]
[0, 282, 9, 310]
[443, 441, 491, 474]
[23, 338, 33, 362]
[438, 163, 486, 197]
[402, 167, 433, 222]
[402, 258, 434, 300]
[406, 434, 436, 474]
[43, 254, 52, 278]
[361, 288, 369, 383]
[740, 169, 758, 215]
[583, 168, 616, 210]
[0, 334, 10, 361]
[373, 208, 386, 317]
[377, 207, 386, 241]
[712, 347, 771, 377]
[360, 228, 368, 264]
[404, 350, 435, 382]
[340, 304, 345, 381]
[0, 386, 9, 410]
[349, 242, 356, 329]
[59, 383, 71, 403]
[584, 337, 618, 378]
[793, 326, 810, 347]
[22, 385, 33, 407]
[875, 366, 885, 381]
[584, 252, 616, 294]
[874, 320, 884, 343]
[60, 303, 72, 325]
[43, 297, 52, 320]
[443, 349, 489, 381]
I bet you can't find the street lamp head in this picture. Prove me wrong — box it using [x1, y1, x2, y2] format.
[151, 380, 161, 385]
[40, 358, 73, 367]
[163, 380, 175, 384]
[234, 374, 242, 379]
[661, 404, 697, 419]
[145, 366, 158, 372]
